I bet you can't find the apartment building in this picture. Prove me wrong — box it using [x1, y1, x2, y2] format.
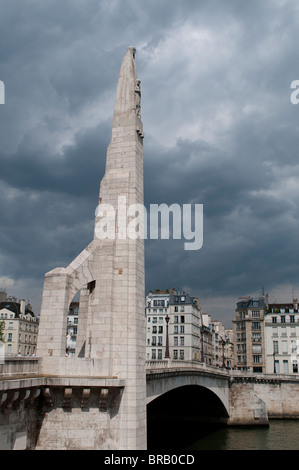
[146, 289, 202, 361]
[0, 291, 39, 356]
[232, 296, 266, 372]
[211, 321, 234, 368]
[145, 289, 233, 367]
[201, 313, 213, 365]
[168, 291, 202, 361]
[146, 290, 170, 360]
[264, 299, 299, 374]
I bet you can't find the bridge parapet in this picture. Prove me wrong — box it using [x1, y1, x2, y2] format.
[0, 357, 40, 378]
[146, 360, 231, 378]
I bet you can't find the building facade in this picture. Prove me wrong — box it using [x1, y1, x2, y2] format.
[66, 301, 79, 356]
[168, 291, 202, 361]
[146, 289, 202, 361]
[210, 320, 234, 369]
[0, 291, 39, 357]
[146, 291, 170, 360]
[264, 299, 299, 374]
[232, 296, 266, 373]
[145, 289, 233, 367]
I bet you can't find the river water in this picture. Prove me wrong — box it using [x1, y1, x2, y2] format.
[184, 420, 299, 450]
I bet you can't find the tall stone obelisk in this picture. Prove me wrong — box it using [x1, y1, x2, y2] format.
[36, 47, 146, 450]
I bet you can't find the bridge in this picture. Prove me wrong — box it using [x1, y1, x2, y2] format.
[2, 47, 297, 451]
[1, 356, 299, 449]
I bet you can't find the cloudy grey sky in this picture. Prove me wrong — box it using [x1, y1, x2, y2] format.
[1, 0, 299, 327]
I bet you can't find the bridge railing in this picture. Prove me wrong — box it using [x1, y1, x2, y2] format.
[146, 359, 230, 376]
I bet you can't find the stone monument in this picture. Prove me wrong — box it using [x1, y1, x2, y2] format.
[36, 47, 146, 450]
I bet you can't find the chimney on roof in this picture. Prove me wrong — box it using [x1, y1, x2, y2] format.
[0, 291, 7, 303]
[264, 292, 269, 309]
[20, 299, 26, 314]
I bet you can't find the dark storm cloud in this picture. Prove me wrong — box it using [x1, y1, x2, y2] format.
[1, 0, 299, 325]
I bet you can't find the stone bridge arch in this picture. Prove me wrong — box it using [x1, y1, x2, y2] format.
[146, 369, 230, 416]
[146, 372, 230, 450]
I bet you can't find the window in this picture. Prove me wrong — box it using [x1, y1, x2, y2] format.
[180, 325, 184, 334]
[152, 337, 156, 346]
[151, 350, 156, 360]
[180, 316, 185, 323]
[157, 349, 162, 360]
[252, 344, 262, 353]
[174, 337, 178, 346]
[152, 317, 157, 324]
[179, 350, 184, 360]
[282, 341, 288, 354]
[253, 355, 261, 364]
[252, 332, 261, 342]
[180, 337, 184, 346]
[158, 336, 163, 346]
[252, 310, 260, 318]
[87, 280, 96, 294]
[291, 341, 297, 355]
[8, 322, 13, 329]
[174, 316, 178, 324]
[153, 300, 165, 307]
[7, 333, 12, 342]
[283, 360, 289, 373]
[152, 326, 157, 334]
[293, 361, 298, 373]
[252, 322, 260, 330]
[290, 315, 295, 323]
[272, 317, 277, 323]
[173, 350, 178, 360]
[174, 306, 178, 312]
[273, 341, 279, 354]
[158, 326, 163, 334]
[281, 315, 286, 323]
[174, 325, 178, 334]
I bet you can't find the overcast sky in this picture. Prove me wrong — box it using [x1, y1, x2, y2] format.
[1, 0, 299, 327]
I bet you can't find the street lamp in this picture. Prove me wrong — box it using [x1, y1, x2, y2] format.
[164, 315, 170, 359]
[222, 338, 226, 368]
